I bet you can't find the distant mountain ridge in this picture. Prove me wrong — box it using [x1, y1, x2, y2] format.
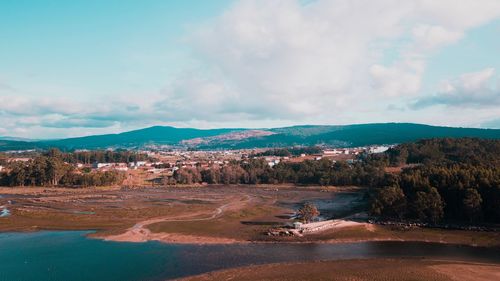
[1, 123, 500, 151]
[0, 136, 39, 142]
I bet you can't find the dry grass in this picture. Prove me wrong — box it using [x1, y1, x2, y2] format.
[148, 203, 286, 240]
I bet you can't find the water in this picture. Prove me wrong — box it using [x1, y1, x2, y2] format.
[0, 231, 499, 281]
[282, 192, 365, 220]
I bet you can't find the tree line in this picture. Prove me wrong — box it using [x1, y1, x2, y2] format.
[0, 149, 125, 187]
[172, 157, 386, 187]
[58, 149, 149, 164]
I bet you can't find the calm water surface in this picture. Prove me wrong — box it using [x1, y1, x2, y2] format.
[0, 231, 499, 281]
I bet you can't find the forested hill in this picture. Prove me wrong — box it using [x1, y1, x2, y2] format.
[1, 123, 500, 151]
[40, 126, 241, 150]
[372, 138, 500, 224]
[220, 123, 500, 149]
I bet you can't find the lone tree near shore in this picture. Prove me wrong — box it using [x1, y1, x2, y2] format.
[298, 202, 320, 223]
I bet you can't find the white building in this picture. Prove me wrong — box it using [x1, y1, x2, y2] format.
[369, 146, 390, 154]
[93, 163, 112, 169]
[129, 161, 147, 167]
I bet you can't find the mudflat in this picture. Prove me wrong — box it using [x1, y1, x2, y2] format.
[178, 259, 500, 281]
[1, 185, 499, 246]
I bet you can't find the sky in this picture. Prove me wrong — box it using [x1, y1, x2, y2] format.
[0, 0, 499, 139]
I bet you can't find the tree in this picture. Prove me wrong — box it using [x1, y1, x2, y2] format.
[8, 161, 26, 186]
[371, 185, 407, 219]
[298, 202, 320, 223]
[462, 188, 482, 223]
[174, 167, 201, 184]
[201, 166, 221, 184]
[410, 187, 444, 223]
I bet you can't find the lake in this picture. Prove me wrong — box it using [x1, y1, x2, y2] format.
[0, 231, 499, 281]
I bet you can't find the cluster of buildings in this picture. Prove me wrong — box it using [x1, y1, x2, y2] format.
[1, 145, 391, 179]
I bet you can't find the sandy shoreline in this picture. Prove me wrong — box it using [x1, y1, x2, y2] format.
[99, 232, 498, 246]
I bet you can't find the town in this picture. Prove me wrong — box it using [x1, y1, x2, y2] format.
[0, 145, 390, 187]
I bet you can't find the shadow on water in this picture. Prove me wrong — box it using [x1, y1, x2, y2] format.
[0, 231, 499, 281]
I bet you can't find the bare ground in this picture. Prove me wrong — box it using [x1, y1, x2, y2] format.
[1, 185, 499, 246]
[177, 259, 500, 281]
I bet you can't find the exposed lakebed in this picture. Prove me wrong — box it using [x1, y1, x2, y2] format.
[0, 231, 499, 281]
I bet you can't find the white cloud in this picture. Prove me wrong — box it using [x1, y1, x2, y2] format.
[160, 0, 500, 119]
[412, 68, 500, 108]
[370, 59, 425, 97]
[411, 24, 463, 51]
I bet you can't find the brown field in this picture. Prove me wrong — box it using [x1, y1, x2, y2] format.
[177, 258, 500, 281]
[1, 185, 499, 246]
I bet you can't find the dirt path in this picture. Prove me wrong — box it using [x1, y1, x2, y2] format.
[102, 194, 253, 244]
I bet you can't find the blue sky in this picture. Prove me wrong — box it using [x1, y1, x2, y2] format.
[0, 0, 499, 138]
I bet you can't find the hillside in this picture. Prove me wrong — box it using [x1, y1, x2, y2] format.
[1, 123, 499, 151]
[198, 123, 500, 149]
[0, 140, 44, 151]
[40, 126, 242, 150]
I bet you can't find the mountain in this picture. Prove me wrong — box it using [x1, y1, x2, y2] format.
[197, 123, 500, 149]
[0, 140, 43, 151]
[0, 136, 39, 142]
[1, 123, 500, 151]
[39, 126, 243, 150]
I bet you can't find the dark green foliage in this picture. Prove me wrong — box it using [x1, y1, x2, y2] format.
[409, 187, 444, 223]
[371, 186, 407, 219]
[387, 138, 500, 166]
[462, 188, 483, 222]
[373, 138, 500, 223]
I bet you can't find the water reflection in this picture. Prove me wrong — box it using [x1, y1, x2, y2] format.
[0, 206, 10, 217]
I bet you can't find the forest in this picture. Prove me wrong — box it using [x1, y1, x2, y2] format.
[372, 138, 500, 224]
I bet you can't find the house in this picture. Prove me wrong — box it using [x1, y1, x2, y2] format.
[93, 162, 112, 169]
[129, 161, 147, 167]
[369, 146, 390, 154]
